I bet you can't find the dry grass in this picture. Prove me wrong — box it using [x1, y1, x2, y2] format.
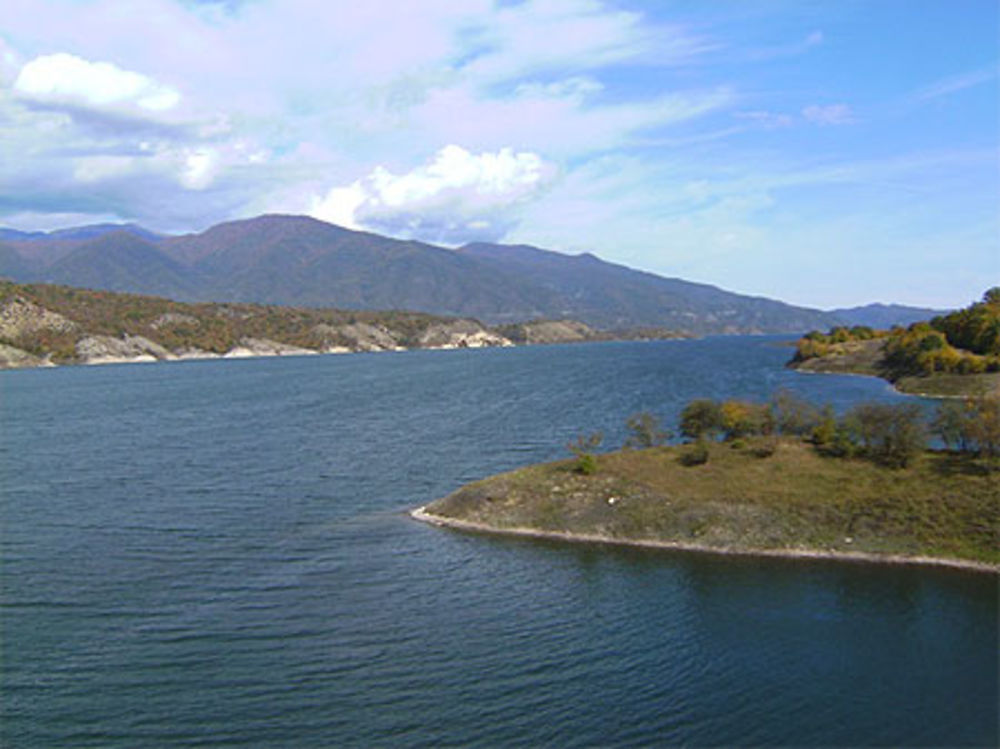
[428, 438, 1000, 565]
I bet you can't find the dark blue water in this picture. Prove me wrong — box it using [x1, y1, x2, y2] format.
[2, 338, 996, 747]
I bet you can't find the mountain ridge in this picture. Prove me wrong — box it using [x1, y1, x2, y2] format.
[0, 214, 937, 334]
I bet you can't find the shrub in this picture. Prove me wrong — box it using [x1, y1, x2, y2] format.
[752, 438, 778, 459]
[933, 400, 975, 451]
[811, 404, 838, 447]
[845, 402, 927, 468]
[567, 431, 603, 475]
[719, 400, 767, 440]
[575, 453, 598, 475]
[771, 389, 821, 436]
[624, 412, 671, 449]
[679, 399, 723, 441]
[679, 441, 710, 466]
[966, 395, 1000, 459]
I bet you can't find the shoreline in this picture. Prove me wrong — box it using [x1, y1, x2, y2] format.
[794, 366, 995, 399]
[0, 335, 695, 372]
[410, 506, 1000, 575]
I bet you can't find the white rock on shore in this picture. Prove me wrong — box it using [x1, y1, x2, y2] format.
[76, 334, 175, 365]
[0, 342, 54, 369]
[222, 337, 318, 358]
[418, 320, 512, 349]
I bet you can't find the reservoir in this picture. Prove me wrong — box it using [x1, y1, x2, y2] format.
[2, 337, 996, 746]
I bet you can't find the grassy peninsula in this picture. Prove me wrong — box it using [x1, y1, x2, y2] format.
[417, 438, 998, 571]
[790, 288, 1000, 397]
[416, 395, 1000, 572]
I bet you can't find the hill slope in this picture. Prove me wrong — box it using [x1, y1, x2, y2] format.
[0, 214, 853, 334]
[460, 241, 835, 333]
[829, 303, 949, 328]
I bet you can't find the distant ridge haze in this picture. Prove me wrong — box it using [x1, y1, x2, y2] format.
[0, 215, 946, 334]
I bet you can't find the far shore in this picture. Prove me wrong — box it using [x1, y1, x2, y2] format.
[411, 506, 1000, 575]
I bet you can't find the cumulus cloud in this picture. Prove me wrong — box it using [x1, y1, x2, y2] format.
[310, 145, 556, 244]
[0, 0, 726, 232]
[802, 103, 856, 126]
[14, 53, 181, 115]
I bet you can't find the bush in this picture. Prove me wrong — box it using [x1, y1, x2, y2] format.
[751, 438, 778, 459]
[624, 412, 671, 449]
[679, 441, 710, 466]
[679, 399, 723, 441]
[575, 453, 598, 475]
[811, 404, 838, 447]
[845, 402, 927, 468]
[719, 400, 768, 440]
[771, 389, 821, 436]
[567, 432, 603, 475]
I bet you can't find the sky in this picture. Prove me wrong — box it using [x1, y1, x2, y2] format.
[0, 0, 996, 309]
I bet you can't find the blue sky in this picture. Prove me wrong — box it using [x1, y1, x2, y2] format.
[0, 0, 996, 309]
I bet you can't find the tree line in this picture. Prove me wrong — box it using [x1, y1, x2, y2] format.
[793, 288, 1000, 377]
[568, 390, 1000, 474]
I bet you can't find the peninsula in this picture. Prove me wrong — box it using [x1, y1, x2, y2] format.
[788, 288, 1000, 398]
[413, 438, 999, 572]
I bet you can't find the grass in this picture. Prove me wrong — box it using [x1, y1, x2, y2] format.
[426, 438, 1000, 567]
[894, 372, 1000, 397]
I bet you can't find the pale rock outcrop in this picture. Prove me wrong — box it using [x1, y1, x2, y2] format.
[418, 320, 512, 349]
[172, 347, 221, 360]
[223, 337, 317, 358]
[334, 323, 403, 352]
[512, 320, 595, 344]
[149, 312, 199, 330]
[76, 334, 174, 365]
[0, 342, 53, 369]
[0, 297, 78, 339]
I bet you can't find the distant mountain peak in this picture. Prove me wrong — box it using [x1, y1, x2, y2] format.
[0, 223, 162, 242]
[0, 212, 849, 334]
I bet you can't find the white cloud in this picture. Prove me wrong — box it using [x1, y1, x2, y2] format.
[14, 53, 181, 114]
[911, 66, 998, 102]
[802, 103, 856, 126]
[734, 110, 793, 129]
[310, 145, 557, 243]
[514, 76, 604, 101]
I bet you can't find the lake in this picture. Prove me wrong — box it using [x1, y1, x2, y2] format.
[2, 338, 996, 747]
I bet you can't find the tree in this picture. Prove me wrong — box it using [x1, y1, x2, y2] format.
[771, 389, 821, 436]
[846, 402, 927, 468]
[719, 400, 768, 440]
[967, 395, 1000, 459]
[933, 400, 974, 452]
[679, 399, 723, 441]
[624, 412, 671, 449]
[811, 404, 838, 447]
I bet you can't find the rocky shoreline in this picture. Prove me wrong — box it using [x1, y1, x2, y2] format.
[0, 283, 690, 370]
[410, 506, 999, 575]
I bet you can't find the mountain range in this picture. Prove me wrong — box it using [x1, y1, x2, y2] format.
[0, 215, 945, 334]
